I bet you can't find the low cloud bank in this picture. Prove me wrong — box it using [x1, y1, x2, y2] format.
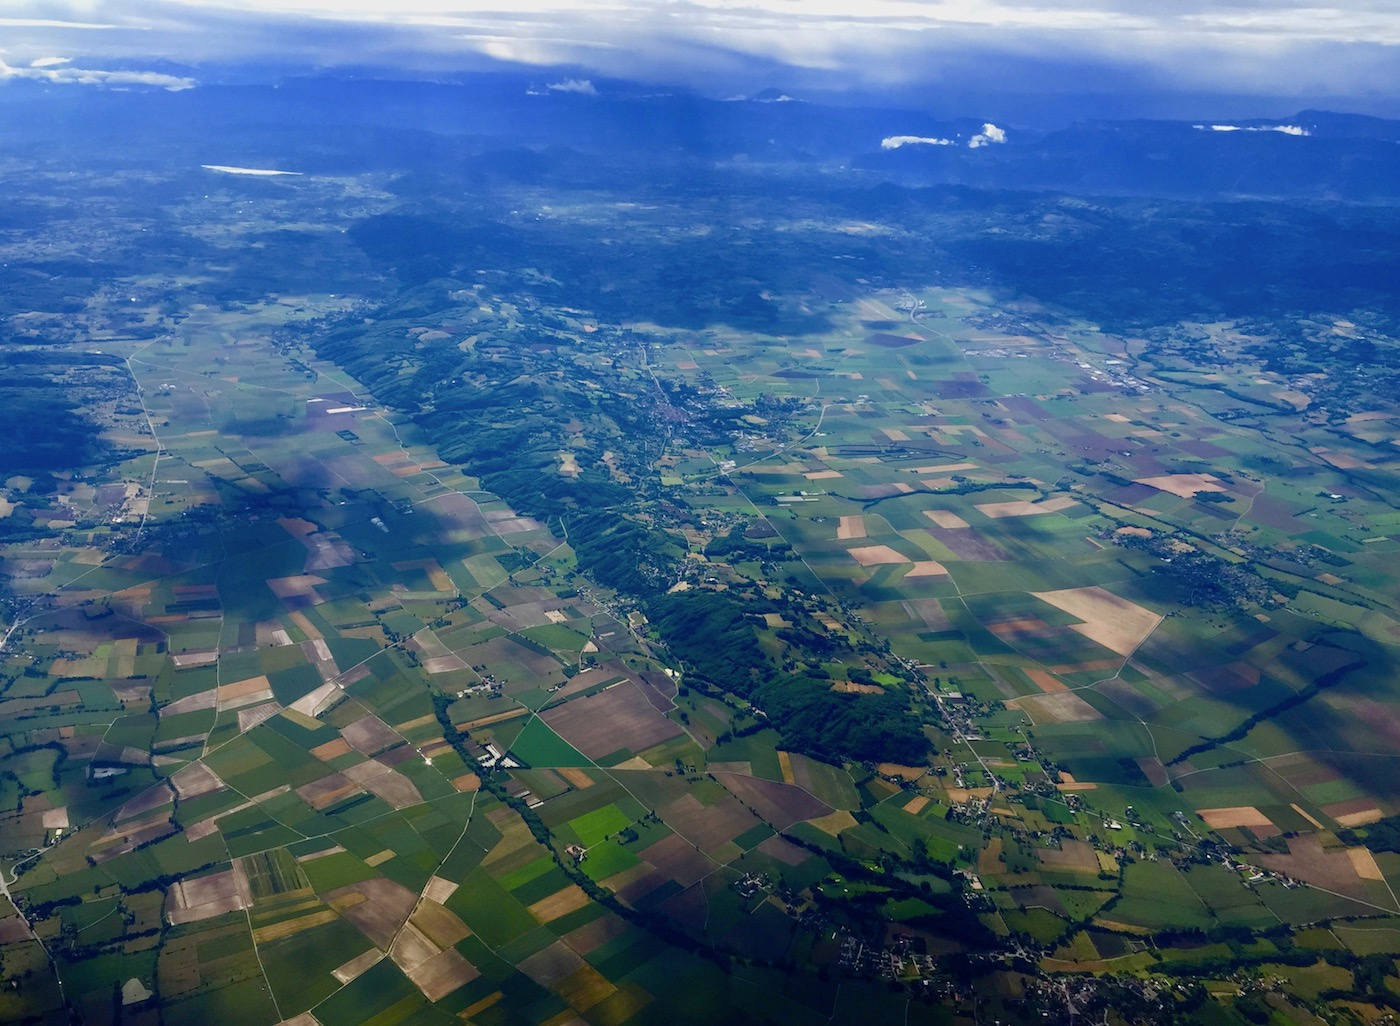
[881, 134, 953, 149]
[0, 57, 194, 91]
[547, 78, 597, 95]
[1196, 123, 1310, 135]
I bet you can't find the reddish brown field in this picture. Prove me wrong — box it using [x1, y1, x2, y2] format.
[519, 940, 588, 987]
[341, 714, 402, 755]
[637, 834, 714, 887]
[1260, 835, 1385, 904]
[542, 683, 683, 758]
[658, 792, 761, 853]
[327, 877, 418, 949]
[342, 760, 423, 809]
[713, 772, 832, 830]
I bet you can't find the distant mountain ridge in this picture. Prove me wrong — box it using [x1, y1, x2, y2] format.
[1, 72, 1395, 201]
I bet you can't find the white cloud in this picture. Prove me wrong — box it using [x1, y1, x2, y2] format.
[968, 122, 1006, 148]
[0, 57, 194, 90]
[1195, 123, 1310, 135]
[29, 56, 72, 67]
[201, 164, 302, 175]
[881, 135, 954, 149]
[546, 77, 597, 95]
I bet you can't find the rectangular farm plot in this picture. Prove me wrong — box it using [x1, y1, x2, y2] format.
[975, 495, 1080, 519]
[541, 684, 684, 761]
[1031, 587, 1163, 658]
[836, 516, 866, 540]
[847, 545, 913, 566]
[1135, 473, 1227, 498]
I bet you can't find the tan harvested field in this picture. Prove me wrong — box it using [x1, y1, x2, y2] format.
[923, 509, 970, 529]
[332, 949, 383, 984]
[295, 772, 362, 810]
[311, 737, 352, 761]
[715, 772, 832, 830]
[805, 469, 843, 480]
[902, 795, 930, 814]
[1327, 806, 1383, 823]
[457, 708, 529, 732]
[848, 544, 910, 565]
[1135, 473, 1226, 498]
[912, 463, 980, 475]
[836, 515, 866, 540]
[904, 560, 949, 577]
[1349, 848, 1386, 881]
[1008, 688, 1103, 722]
[542, 683, 682, 759]
[266, 574, 328, 600]
[831, 680, 884, 694]
[975, 495, 1079, 519]
[1008, 691, 1104, 723]
[1033, 586, 1162, 657]
[1025, 669, 1069, 694]
[452, 772, 481, 792]
[342, 760, 423, 809]
[328, 878, 418, 949]
[807, 809, 859, 836]
[390, 923, 441, 973]
[365, 849, 396, 868]
[288, 610, 323, 641]
[406, 948, 479, 1002]
[252, 907, 339, 944]
[1330, 803, 1385, 828]
[422, 876, 459, 905]
[216, 675, 271, 701]
[1199, 806, 1276, 830]
[528, 884, 591, 923]
[276, 516, 319, 538]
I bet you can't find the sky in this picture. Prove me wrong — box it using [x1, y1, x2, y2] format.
[1, 0, 1398, 118]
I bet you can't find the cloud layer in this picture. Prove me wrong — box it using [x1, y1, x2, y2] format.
[0, 56, 194, 90]
[1, 1, 1396, 113]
